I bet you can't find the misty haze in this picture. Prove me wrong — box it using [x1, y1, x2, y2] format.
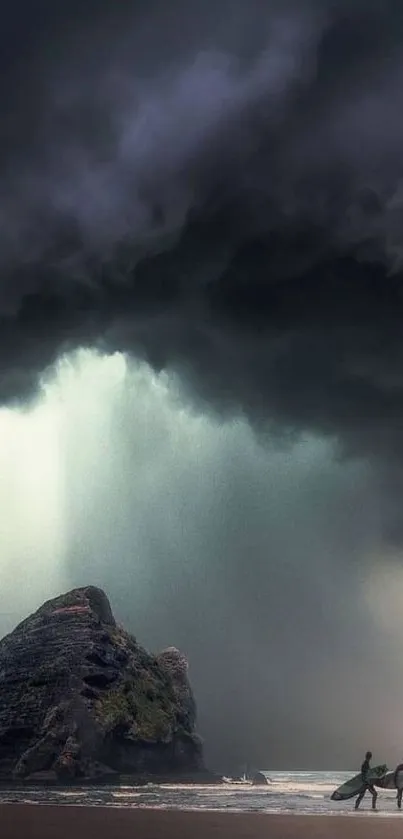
[1, 350, 403, 772]
[2, 0, 403, 789]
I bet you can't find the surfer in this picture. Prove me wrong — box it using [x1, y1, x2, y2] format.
[354, 751, 378, 810]
[394, 761, 403, 809]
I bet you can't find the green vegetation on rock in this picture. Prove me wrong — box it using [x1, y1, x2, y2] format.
[95, 667, 177, 742]
[95, 687, 132, 730]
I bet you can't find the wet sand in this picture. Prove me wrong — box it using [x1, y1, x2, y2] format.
[1, 804, 403, 839]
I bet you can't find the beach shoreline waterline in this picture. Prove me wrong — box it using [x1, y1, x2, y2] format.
[3, 804, 403, 839]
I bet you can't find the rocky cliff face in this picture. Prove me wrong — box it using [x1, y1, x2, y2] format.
[0, 586, 204, 781]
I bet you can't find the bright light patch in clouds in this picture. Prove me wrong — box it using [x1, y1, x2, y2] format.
[0, 345, 354, 642]
[0, 349, 127, 631]
[0, 390, 66, 625]
[0, 348, 222, 634]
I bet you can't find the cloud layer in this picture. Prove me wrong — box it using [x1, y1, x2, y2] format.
[0, 1, 402, 470]
[2, 2, 403, 771]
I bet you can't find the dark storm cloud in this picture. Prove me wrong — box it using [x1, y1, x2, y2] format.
[0, 0, 403, 464]
[3, 0, 403, 774]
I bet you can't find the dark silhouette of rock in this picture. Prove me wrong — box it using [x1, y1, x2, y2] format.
[0, 586, 205, 781]
[251, 771, 269, 786]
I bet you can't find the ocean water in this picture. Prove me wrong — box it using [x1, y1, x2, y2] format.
[1, 771, 403, 816]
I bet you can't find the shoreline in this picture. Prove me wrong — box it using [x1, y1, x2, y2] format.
[0, 770, 223, 788]
[2, 804, 403, 839]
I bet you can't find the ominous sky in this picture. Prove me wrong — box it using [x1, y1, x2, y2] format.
[2, 0, 403, 771]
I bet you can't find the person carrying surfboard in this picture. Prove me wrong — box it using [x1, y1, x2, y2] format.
[393, 761, 403, 808]
[354, 751, 378, 810]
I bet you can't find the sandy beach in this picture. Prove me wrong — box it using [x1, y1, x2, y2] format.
[2, 804, 403, 839]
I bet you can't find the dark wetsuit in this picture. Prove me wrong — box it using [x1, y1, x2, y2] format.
[394, 763, 403, 808]
[355, 759, 377, 810]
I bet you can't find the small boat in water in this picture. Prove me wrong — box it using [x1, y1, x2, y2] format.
[222, 775, 253, 785]
[222, 766, 270, 786]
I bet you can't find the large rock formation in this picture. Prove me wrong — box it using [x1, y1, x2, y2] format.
[0, 586, 205, 782]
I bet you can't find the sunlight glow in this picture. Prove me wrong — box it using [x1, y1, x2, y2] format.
[0, 349, 128, 626]
[0, 394, 66, 615]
